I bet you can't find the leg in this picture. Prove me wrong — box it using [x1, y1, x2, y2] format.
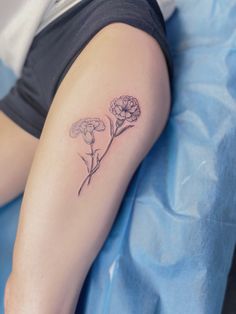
[0, 112, 38, 207]
[6, 23, 170, 313]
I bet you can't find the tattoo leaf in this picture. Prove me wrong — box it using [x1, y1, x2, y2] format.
[86, 148, 100, 156]
[106, 115, 114, 136]
[115, 124, 134, 136]
[94, 148, 101, 154]
[78, 153, 90, 172]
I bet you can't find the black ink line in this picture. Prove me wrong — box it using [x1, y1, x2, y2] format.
[71, 95, 141, 196]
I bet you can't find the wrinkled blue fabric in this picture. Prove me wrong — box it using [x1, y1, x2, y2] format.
[1, 1, 236, 313]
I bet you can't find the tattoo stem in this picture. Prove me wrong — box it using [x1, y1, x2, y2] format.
[87, 143, 94, 185]
[78, 126, 118, 195]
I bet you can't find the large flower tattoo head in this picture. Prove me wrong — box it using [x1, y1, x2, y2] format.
[70, 118, 105, 144]
[109, 95, 141, 123]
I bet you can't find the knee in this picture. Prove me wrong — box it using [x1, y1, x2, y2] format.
[0, 175, 23, 208]
[0, 196, 18, 208]
[0, 185, 16, 208]
[0, 192, 8, 208]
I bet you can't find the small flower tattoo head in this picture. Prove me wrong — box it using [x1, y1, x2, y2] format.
[109, 95, 141, 123]
[70, 117, 105, 144]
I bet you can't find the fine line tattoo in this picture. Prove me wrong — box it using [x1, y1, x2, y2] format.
[69, 95, 141, 196]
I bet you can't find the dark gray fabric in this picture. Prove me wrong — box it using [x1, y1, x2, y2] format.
[0, 0, 172, 138]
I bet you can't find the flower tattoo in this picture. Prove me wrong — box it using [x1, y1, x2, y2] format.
[110, 95, 141, 123]
[69, 95, 141, 196]
[70, 118, 105, 144]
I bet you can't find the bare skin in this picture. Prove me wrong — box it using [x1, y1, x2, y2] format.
[0, 112, 38, 207]
[4, 22, 171, 313]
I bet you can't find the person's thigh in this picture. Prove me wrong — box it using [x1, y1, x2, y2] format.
[6, 23, 171, 313]
[0, 112, 38, 207]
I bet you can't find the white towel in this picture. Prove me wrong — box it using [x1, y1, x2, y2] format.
[0, 0, 176, 77]
[158, 0, 176, 21]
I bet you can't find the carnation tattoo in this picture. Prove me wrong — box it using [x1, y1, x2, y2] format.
[69, 95, 141, 196]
